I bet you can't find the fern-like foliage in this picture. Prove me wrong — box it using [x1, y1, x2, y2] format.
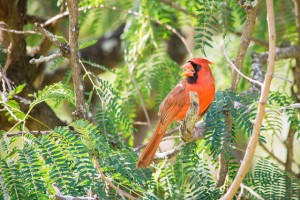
[35, 135, 78, 196]
[268, 92, 300, 138]
[18, 145, 48, 199]
[253, 159, 300, 199]
[194, 0, 221, 56]
[178, 143, 221, 199]
[94, 77, 134, 141]
[29, 82, 75, 108]
[0, 160, 27, 199]
[204, 90, 258, 160]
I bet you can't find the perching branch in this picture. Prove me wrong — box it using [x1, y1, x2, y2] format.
[137, 92, 205, 161]
[179, 92, 206, 142]
[153, 142, 184, 161]
[67, 0, 87, 119]
[179, 92, 200, 142]
[221, 0, 276, 199]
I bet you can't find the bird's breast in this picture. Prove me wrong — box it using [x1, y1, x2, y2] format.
[174, 79, 215, 120]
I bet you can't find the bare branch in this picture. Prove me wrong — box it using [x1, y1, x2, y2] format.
[250, 46, 300, 92]
[252, 46, 300, 64]
[258, 141, 285, 165]
[67, 0, 87, 119]
[222, 41, 263, 87]
[233, 31, 268, 47]
[4, 130, 51, 137]
[134, 127, 179, 151]
[29, 52, 62, 64]
[129, 64, 152, 128]
[221, 0, 276, 198]
[153, 142, 184, 161]
[241, 184, 265, 200]
[230, 1, 261, 90]
[279, 103, 300, 112]
[94, 158, 138, 200]
[272, 74, 293, 84]
[34, 23, 70, 57]
[0, 26, 40, 35]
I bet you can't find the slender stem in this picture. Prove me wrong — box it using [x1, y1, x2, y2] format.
[221, 0, 276, 198]
[258, 141, 285, 165]
[222, 42, 263, 87]
[129, 65, 152, 128]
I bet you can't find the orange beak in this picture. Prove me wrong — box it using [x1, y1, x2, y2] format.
[181, 62, 194, 77]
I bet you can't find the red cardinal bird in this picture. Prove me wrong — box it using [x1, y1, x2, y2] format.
[136, 58, 215, 168]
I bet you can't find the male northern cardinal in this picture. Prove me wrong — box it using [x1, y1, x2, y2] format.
[136, 58, 215, 168]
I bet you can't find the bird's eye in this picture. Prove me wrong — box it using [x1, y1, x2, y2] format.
[197, 65, 202, 70]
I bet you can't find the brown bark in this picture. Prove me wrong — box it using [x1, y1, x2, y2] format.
[0, 0, 65, 130]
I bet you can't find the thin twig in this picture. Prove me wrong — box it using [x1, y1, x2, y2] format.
[222, 41, 263, 87]
[135, 135, 181, 151]
[233, 31, 268, 47]
[134, 127, 179, 151]
[29, 52, 62, 64]
[0, 23, 41, 35]
[94, 158, 138, 200]
[4, 130, 52, 137]
[153, 142, 184, 161]
[164, 127, 180, 137]
[241, 184, 265, 200]
[34, 23, 70, 57]
[221, 0, 276, 198]
[129, 64, 152, 128]
[133, 121, 149, 126]
[279, 103, 300, 112]
[53, 184, 96, 200]
[43, 4, 193, 58]
[272, 74, 293, 84]
[258, 141, 285, 165]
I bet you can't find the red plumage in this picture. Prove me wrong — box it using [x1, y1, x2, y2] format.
[136, 58, 215, 168]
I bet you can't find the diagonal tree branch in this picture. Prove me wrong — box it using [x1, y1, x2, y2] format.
[221, 0, 276, 198]
[230, 0, 261, 90]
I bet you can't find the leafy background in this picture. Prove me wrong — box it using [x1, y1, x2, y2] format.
[0, 0, 299, 199]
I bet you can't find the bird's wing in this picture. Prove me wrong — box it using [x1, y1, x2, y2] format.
[158, 81, 188, 130]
